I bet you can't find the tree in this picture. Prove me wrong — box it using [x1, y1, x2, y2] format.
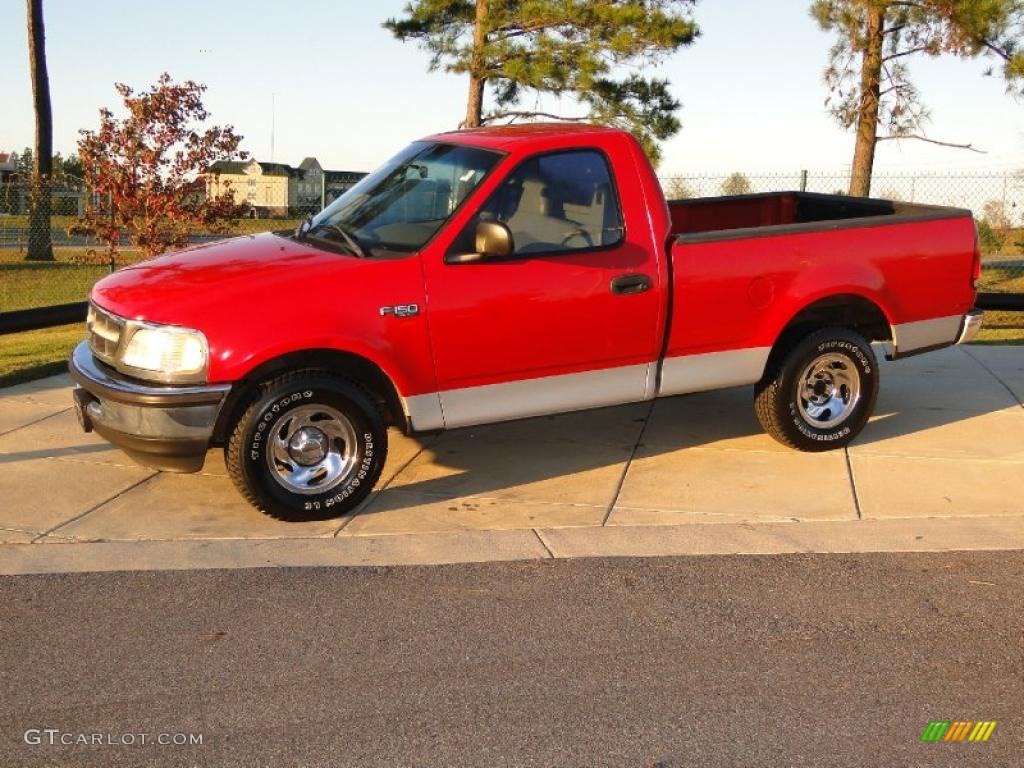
[812, 1, 1024, 196]
[664, 176, 695, 199]
[384, 1, 700, 164]
[978, 199, 1012, 251]
[77, 73, 249, 260]
[52, 152, 84, 181]
[25, 0, 53, 261]
[721, 172, 752, 196]
[14, 147, 33, 178]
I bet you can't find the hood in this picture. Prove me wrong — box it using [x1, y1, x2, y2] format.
[91, 232, 367, 326]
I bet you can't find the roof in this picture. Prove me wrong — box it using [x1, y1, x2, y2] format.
[206, 160, 249, 174]
[325, 170, 366, 183]
[205, 157, 366, 179]
[257, 162, 299, 177]
[425, 122, 621, 149]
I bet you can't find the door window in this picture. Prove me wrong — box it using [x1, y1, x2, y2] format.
[461, 150, 624, 257]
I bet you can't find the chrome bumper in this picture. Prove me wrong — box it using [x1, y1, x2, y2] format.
[956, 310, 984, 345]
[69, 341, 230, 472]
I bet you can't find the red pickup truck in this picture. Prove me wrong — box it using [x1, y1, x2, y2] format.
[70, 124, 983, 520]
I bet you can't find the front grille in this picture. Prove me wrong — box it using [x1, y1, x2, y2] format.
[87, 303, 125, 366]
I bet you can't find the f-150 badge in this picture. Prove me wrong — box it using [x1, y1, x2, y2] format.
[379, 304, 420, 318]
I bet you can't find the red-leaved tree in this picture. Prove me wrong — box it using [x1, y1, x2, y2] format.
[77, 73, 248, 260]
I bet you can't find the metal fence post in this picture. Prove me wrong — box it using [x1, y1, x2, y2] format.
[799, 170, 808, 192]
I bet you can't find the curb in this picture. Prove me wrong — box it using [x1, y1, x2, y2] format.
[2, 515, 1024, 575]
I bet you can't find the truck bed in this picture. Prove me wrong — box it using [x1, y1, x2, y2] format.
[667, 191, 967, 241]
[659, 191, 978, 391]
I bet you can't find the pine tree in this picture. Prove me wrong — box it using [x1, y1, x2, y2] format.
[384, 1, 700, 164]
[812, 0, 1024, 196]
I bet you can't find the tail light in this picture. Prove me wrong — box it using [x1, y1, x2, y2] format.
[971, 221, 981, 290]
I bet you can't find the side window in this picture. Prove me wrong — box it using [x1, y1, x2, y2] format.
[458, 150, 624, 258]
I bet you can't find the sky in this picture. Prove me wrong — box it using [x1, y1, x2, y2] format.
[1, 0, 1023, 176]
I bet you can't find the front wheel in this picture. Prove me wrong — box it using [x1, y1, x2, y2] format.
[754, 328, 879, 451]
[225, 372, 388, 521]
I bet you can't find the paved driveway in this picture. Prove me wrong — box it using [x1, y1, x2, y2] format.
[0, 345, 1022, 571]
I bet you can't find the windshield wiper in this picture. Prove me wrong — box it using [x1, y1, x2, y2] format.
[295, 214, 314, 239]
[312, 222, 367, 259]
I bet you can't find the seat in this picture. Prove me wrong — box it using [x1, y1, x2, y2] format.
[504, 174, 579, 254]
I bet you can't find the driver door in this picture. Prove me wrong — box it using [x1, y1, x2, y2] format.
[423, 147, 663, 428]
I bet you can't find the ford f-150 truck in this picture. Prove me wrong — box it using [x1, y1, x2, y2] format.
[70, 124, 983, 520]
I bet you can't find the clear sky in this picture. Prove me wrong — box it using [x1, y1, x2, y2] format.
[1, 0, 1022, 175]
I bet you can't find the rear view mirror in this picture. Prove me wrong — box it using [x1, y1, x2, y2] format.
[446, 220, 514, 264]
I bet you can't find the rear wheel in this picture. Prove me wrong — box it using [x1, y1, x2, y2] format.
[225, 372, 387, 521]
[754, 327, 878, 451]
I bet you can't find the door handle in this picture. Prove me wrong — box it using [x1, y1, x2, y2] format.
[610, 273, 652, 295]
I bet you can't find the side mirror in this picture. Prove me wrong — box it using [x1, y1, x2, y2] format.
[446, 220, 514, 264]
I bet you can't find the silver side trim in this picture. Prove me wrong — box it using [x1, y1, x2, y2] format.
[438, 363, 651, 429]
[657, 346, 771, 397]
[405, 348, 775, 432]
[892, 314, 963, 355]
[404, 392, 445, 432]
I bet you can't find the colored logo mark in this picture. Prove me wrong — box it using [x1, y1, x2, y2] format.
[921, 721, 996, 742]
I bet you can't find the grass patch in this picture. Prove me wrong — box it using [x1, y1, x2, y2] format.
[973, 310, 1024, 344]
[979, 266, 1024, 294]
[0, 262, 111, 312]
[0, 323, 83, 387]
[0, 215, 301, 236]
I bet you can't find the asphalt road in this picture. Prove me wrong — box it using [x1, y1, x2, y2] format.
[1, 552, 1021, 767]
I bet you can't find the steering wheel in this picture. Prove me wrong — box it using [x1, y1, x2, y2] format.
[560, 228, 594, 248]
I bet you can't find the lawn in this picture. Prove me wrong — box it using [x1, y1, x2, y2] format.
[973, 311, 1024, 345]
[0, 214, 302, 236]
[0, 323, 83, 387]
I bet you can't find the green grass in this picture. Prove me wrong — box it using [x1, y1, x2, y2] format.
[0, 261, 112, 312]
[0, 214, 302, 235]
[974, 311, 1024, 345]
[0, 323, 83, 387]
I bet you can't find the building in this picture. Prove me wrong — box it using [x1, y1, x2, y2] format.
[0, 152, 20, 183]
[205, 157, 366, 218]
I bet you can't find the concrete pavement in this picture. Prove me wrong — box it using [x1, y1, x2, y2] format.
[0, 345, 1022, 573]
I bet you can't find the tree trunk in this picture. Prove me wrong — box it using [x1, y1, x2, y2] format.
[464, 0, 488, 128]
[848, 4, 885, 198]
[26, 0, 54, 261]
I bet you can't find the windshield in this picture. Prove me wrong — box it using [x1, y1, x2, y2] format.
[305, 141, 502, 257]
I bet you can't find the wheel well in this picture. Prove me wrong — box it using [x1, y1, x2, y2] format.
[212, 349, 407, 444]
[766, 294, 892, 372]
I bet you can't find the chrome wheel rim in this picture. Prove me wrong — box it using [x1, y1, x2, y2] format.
[265, 404, 358, 495]
[796, 353, 861, 429]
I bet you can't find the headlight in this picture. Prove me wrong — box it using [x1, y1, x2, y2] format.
[119, 324, 209, 384]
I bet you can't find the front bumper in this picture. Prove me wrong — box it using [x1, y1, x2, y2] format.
[69, 341, 231, 472]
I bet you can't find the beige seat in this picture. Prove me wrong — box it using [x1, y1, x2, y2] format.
[502, 174, 579, 254]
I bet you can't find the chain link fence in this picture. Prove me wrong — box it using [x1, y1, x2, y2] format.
[1, 171, 1022, 316]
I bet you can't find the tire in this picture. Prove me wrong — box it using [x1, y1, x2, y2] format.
[754, 327, 878, 451]
[225, 371, 388, 521]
